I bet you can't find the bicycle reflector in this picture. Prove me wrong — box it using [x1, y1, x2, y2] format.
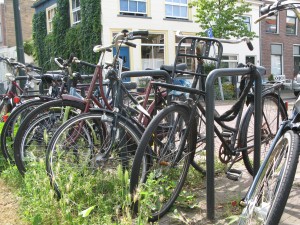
[13, 96, 21, 104]
[2, 114, 8, 122]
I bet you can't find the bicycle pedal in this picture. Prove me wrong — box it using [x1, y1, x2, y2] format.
[226, 169, 242, 181]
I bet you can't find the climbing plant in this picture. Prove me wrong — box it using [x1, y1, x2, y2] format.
[32, 0, 101, 70]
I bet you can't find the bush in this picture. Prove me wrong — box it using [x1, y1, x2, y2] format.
[215, 83, 235, 100]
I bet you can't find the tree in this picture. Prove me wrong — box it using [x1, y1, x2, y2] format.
[189, 0, 257, 39]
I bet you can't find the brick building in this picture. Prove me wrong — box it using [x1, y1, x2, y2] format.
[260, 0, 300, 80]
[0, 0, 35, 47]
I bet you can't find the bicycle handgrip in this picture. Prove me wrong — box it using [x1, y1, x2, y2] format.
[78, 60, 97, 68]
[260, 4, 271, 15]
[124, 41, 136, 48]
[247, 41, 254, 51]
[132, 30, 149, 36]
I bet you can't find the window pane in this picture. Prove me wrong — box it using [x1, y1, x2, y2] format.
[166, 5, 172, 16]
[271, 55, 282, 75]
[286, 17, 296, 34]
[173, 6, 180, 16]
[287, 10, 296, 17]
[138, 2, 146, 13]
[120, 0, 128, 11]
[141, 34, 165, 69]
[265, 15, 277, 33]
[129, 1, 137, 11]
[271, 44, 282, 55]
[174, 0, 181, 3]
[294, 46, 300, 55]
[181, 6, 187, 17]
[181, 0, 187, 3]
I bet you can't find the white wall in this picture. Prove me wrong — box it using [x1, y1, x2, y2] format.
[0, 46, 34, 83]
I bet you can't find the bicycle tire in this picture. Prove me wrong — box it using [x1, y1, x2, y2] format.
[240, 92, 287, 175]
[239, 130, 299, 224]
[13, 99, 85, 175]
[46, 111, 143, 198]
[0, 99, 47, 161]
[130, 104, 197, 222]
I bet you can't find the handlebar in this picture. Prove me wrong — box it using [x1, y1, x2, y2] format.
[54, 53, 76, 69]
[176, 31, 254, 51]
[255, 0, 300, 24]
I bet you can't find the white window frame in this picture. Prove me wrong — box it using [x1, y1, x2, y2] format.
[70, 0, 81, 25]
[46, 4, 57, 34]
[286, 10, 297, 35]
[120, 0, 147, 15]
[243, 15, 251, 32]
[271, 43, 283, 75]
[293, 45, 300, 75]
[141, 33, 165, 69]
[265, 14, 279, 34]
[165, 0, 188, 19]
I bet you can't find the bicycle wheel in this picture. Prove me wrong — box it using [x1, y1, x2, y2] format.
[46, 111, 143, 198]
[130, 104, 197, 222]
[239, 130, 299, 224]
[0, 99, 47, 161]
[13, 99, 85, 175]
[240, 92, 287, 175]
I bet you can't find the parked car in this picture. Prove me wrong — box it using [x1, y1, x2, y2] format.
[292, 73, 300, 96]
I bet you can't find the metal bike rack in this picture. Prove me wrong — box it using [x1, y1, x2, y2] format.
[205, 67, 263, 220]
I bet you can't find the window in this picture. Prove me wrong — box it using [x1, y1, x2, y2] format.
[293, 45, 300, 75]
[120, 0, 146, 16]
[165, 0, 188, 19]
[265, 15, 278, 33]
[243, 16, 251, 31]
[141, 34, 164, 69]
[246, 56, 255, 64]
[46, 4, 57, 33]
[286, 10, 297, 35]
[71, 0, 81, 25]
[221, 55, 238, 68]
[271, 44, 282, 75]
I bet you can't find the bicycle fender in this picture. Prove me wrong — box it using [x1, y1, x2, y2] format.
[171, 101, 191, 110]
[61, 94, 85, 104]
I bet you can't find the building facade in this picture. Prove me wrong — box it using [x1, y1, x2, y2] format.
[0, 0, 35, 48]
[260, 0, 300, 80]
[101, 0, 262, 72]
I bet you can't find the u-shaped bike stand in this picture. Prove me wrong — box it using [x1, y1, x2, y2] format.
[205, 66, 263, 220]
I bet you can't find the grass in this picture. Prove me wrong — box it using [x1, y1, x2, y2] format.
[0, 155, 244, 225]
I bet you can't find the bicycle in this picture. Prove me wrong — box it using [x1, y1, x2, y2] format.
[0, 57, 43, 119]
[238, 1, 300, 224]
[42, 30, 197, 198]
[0, 55, 87, 162]
[129, 35, 286, 221]
[13, 29, 175, 178]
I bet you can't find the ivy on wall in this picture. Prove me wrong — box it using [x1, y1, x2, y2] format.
[32, 11, 48, 69]
[32, 0, 101, 70]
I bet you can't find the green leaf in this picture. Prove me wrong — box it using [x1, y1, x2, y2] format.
[79, 205, 96, 217]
